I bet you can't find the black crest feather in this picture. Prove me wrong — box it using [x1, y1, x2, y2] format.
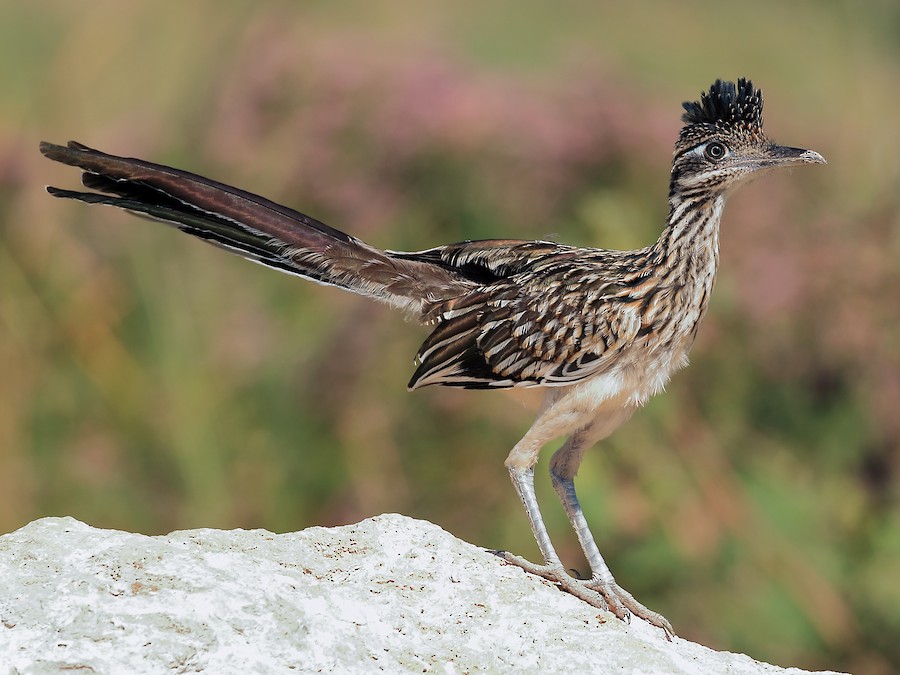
[681, 78, 763, 129]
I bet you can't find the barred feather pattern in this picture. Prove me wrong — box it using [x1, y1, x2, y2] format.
[401, 193, 722, 398]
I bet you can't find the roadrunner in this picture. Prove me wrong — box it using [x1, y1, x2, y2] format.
[41, 78, 824, 636]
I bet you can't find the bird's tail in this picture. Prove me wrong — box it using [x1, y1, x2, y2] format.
[40, 141, 468, 316]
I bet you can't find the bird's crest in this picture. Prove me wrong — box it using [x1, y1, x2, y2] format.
[681, 78, 763, 131]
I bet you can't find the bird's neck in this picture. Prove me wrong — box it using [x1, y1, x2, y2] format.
[654, 191, 725, 270]
[646, 191, 726, 338]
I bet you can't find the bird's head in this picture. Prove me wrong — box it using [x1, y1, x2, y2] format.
[670, 78, 825, 198]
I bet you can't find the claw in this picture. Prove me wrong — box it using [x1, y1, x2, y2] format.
[493, 551, 674, 639]
[584, 576, 674, 639]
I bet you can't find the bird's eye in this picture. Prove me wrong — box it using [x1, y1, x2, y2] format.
[705, 142, 727, 161]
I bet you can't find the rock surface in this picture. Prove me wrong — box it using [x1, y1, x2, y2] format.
[0, 515, 844, 674]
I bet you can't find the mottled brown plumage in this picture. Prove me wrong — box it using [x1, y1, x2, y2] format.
[40, 78, 824, 637]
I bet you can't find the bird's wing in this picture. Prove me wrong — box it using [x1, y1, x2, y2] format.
[389, 239, 570, 284]
[402, 242, 644, 390]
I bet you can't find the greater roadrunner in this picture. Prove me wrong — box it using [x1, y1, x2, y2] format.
[41, 78, 824, 636]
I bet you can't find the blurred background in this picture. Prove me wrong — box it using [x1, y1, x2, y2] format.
[2, 1, 899, 672]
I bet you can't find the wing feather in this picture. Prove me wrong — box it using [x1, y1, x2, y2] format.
[406, 241, 648, 390]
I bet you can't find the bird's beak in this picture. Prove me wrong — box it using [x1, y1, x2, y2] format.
[766, 145, 827, 167]
[723, 145, 825, 190]
[737, 145, 825, 179]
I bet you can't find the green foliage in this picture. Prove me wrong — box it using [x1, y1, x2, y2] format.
[2, 3, 899, 673]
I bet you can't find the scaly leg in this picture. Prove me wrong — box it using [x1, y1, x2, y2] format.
[497, 399, 673, 638]
[549, 432, 674, 637]
[500, 463, 637, 613]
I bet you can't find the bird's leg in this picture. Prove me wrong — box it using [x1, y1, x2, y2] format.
[502, 463, 564, 568]
[496, 406, 637, 617]
[495, 398, 672, 637]
[501, 461, 634, 612]
[547, 418, 674, 637]
[499, 413, 570, 573]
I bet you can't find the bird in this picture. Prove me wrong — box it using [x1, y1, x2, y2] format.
[40, 78, 824, 637]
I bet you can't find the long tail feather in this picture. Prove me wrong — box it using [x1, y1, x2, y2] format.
[41, 141, 469, 314]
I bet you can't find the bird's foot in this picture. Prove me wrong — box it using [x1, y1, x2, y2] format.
[493, 551, 674, 640]
[581, 574, 674, 639]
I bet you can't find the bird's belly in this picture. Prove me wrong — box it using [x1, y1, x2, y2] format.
[569, 344, 691, 411]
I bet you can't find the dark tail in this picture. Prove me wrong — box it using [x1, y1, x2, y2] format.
[40, 141, 468, 316]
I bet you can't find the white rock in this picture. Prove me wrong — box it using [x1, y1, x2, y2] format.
[0, 515, 845, 674]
